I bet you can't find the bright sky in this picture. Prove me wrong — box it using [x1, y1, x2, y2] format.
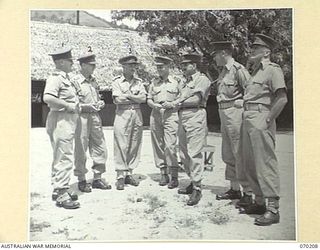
[87, 10, 140, 29]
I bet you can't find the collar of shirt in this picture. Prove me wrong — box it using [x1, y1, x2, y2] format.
[54, 69, 68, 79]
[121, 75, 139, 83]
[260, 58, 271, 70]
[225, 58, 235, 71]
[189, 71, 201, 81]
[158, 75, 172, 83]
[77, 74, 87, 84]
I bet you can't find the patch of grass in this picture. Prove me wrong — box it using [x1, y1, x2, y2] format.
[52, 227, 69, 238]
[153, 213, 166, 224]
[30, 218, 51, 232]
[30, 203, 40, 211]
[142, 193, 167, 214]
[209, 210, 230, 225]
[127, 195, 136, 203]
[177, 215, 197, 228]
[30, 192, 41, 198]
[30, 192, 42, 211]
[68, 234, 94, 241]
[206, 202, 214, 207]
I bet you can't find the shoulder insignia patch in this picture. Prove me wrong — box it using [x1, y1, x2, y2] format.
[269, 62, 281, 68]
[233, 62, 243, 70]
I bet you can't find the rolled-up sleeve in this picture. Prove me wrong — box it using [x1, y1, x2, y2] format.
[112, 80, 122, 97]
[147, 83, 154, 99]
[193, 75, 211, 99]
[271, 67, 286, 93]
[44, 76, 60, 98]
[237, 67, 251, 89]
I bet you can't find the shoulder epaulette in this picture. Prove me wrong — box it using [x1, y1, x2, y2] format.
[113, 75, 122, 80]
[233, 61, 244, 70]
[51, 72, 61, 77]
[135, 77, 142, 82]
[70, 74, 84, 83]
[171, 75, 181, 83]
[269, 62, 281, 68]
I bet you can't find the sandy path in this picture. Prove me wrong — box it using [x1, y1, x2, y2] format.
[29, 128, 295, 241]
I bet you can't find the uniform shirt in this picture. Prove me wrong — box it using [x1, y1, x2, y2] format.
[147, 75, 180, 104]
[70, 73, 100, 104]
[112, 75, 146, 104]
[44, 69, 79, 110]
[243, 59, 286, 105]
[216, 58, 250, 103]
[180, 71, 211, 107]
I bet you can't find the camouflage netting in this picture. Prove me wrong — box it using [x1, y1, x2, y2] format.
[31, 21, 177, 87]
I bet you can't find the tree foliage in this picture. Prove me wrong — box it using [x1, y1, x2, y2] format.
[112, 9, 292, 88]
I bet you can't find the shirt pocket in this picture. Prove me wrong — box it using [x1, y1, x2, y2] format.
[221, 79, 236, 98]
[248, 79, 265, 96]
[152, 87, 162, 103]
[130, 84, 141, 95]
[166, 86, 179, 102]
[59, 78, 77, 101]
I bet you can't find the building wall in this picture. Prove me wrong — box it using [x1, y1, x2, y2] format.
[31, 80, 293, 130]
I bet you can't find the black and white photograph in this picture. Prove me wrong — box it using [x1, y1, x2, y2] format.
[29, 9, 294, 241]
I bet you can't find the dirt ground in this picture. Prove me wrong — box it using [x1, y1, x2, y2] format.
[29, 128, 295, 241]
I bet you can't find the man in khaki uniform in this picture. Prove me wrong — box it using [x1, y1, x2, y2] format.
[239, 34, 288, 226]
[43, 47, 80, 209]
[147, 56, 180, 188]
[211, 41, 253, 207]
[172, 54, 211, 206]
[71, 53, 112, 193]
[112, 55, 147, 190]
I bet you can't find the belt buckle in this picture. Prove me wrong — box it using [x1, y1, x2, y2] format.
[130, 104, 136, 110]
[244, 103, 249, 111]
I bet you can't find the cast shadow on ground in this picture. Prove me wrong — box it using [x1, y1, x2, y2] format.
[133, 173, 148, 183]
[147, 174, 229, 195]
[69, 174, 148, 196]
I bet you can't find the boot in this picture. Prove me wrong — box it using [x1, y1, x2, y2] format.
[78, 180, 92, 193]
[239, 202, 266, 215]
[55, 189, 80, 209]
[216, 189, 241, 200]
[167, 177, 179, 189]
[254, 209, 280, 226]
[236, 193, 253, 208]
[52, 189, 78, 201]
[187, 189, 202, 206]
[116, 178, 125, 190]
[178, 183, 193, 195]
[159, 174, 170, 186]
[92, 179, 112, 190]
[125, 175, 139, 186]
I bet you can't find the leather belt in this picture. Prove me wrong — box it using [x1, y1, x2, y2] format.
[244, 103, 270, 112]
[218, 100, 236, 109]
[179, 106, 205, 111]
[80, 110, 98, 114]
[116, 104, 141, 110]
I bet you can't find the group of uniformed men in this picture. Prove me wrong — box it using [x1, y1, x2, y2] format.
[43, 33, 288, 226]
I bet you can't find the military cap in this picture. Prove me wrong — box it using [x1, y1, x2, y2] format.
[181, 53, 202, 64]
[154, 56, 173, 65]
[48, 46, 73, 61]
[118, 55, 139, 65]
[211, 41, 233, 55]
[212, 41, 233, 50]
[77, 53, 97, 65]
[253, 34, 278, 49]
